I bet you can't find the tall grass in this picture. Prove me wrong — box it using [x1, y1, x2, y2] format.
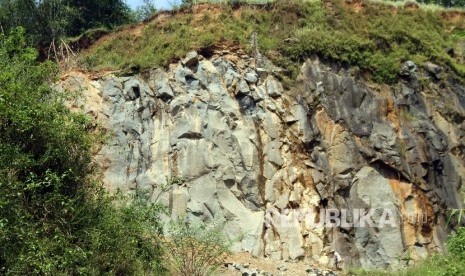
[79, 0, 465, 82]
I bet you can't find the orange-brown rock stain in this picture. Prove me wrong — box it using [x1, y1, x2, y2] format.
[388, 175, 435, 248]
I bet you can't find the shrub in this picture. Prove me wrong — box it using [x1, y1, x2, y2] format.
[447, 227, 465, 260]
[0, 28, 164, 275]
[162, 219, 231, 276]
[0, 0, 133, 46]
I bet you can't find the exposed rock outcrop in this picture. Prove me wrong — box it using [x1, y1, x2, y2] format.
[59, 50, 465, 269]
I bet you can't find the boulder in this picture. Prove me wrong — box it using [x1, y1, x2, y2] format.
[181, 51, 199, 67]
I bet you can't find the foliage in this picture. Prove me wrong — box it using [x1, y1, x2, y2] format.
[447, 227, 465, 260]
[348, 255, 465, 275]
[162, 219, 231, 276]
[0, 0, 133, 45]
[0, 28, 164, 275]
[447, 207, 465, 226]
[446, 187, 465, 227]
[416, 0, 465, 8]
[181, 0, 195, 9]
[132, 0, 158, 22]
[80, 0, 465, 83]
[349, 227, 465, 276]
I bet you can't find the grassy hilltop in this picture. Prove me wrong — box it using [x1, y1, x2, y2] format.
[79, 0, 465, 83]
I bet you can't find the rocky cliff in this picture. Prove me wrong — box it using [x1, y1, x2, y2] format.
[59, 46, 465, 269]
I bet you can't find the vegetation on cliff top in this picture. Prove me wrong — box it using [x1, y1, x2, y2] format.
[79, 0, 465, 83]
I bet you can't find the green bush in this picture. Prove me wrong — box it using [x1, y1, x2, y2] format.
[349, 227, 465, 276]
[0, 0, 133, 45]
[162, 219, 231, 276]
[447, 227, 465, 260]
[0, 28, 164, 275]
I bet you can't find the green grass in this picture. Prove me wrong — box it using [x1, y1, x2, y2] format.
[371, 0, 465, 11]
[348, 228, 465, 276]
[79, 0, 465, 83]
[348, 255, 465, 276]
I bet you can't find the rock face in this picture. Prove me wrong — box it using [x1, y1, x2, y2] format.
[59, 51, 465, 269]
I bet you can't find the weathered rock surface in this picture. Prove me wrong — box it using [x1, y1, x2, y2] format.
[59, 51, 465, 269]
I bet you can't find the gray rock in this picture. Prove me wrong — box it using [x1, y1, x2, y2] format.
[425, 62, 443, 79]
[234, 263, 244, 270]
[238, 78, 251, 95]
[265, 75, 283, 98]
[401, 60, 417, 76]
[245, 69, 259, 83]
[149, 69, 174, 100]
[241, 269, 258, 276]
[181, 51, 198, 67]
[122, 78, 142, 100]
[238, 95, 255, 113]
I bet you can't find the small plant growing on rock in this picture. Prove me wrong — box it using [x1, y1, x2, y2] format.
[447, 227, 465, 260]
[181, 0, 195, 9]
[447, 188, 465, 228]
[162, 219, 231, 276]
